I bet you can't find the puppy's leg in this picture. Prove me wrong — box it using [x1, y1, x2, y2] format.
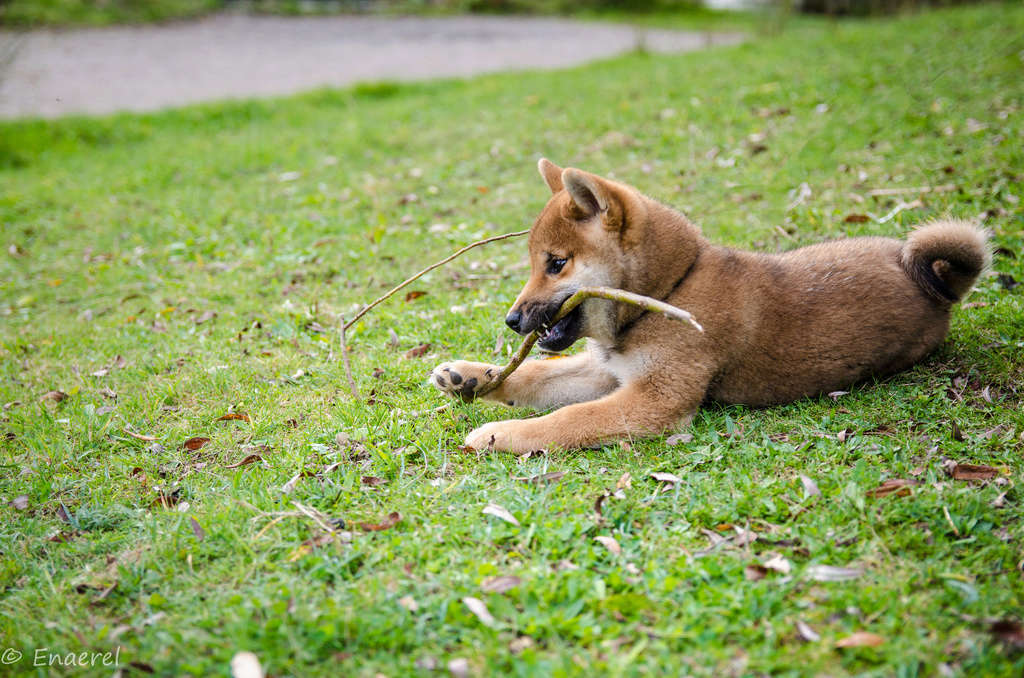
[431, 350, 617, 410]
[464, 376, 708, 454]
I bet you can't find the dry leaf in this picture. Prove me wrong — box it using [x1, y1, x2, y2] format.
[225, 454, 263, 469]
[361, 476, 386, 487]
[827, 391, 848, 400]
[189, 517, 206, 541]
[125, 429, 156, 442]
[183, 437, 211, 451]
[806, 564, 863, 581]
[448, 658, 470, 678]
[11, 494, 29, 510]
[513, 471, 565, 484]
[866, 478, 915, 498]
[945, 462, 999, 480]
[398, 595, 419, 612]
[991, 492, 1007, 508]
[594, 535, 622, 555]
[745, 564, 767, 581]
[836, 631, 885, 648]
[650, 471, 682, 485]
[230, 651, 264, 678]
[462, 597, 496, 627]
[616, 472, 632, 490]
[990, 620, 1024, 648]
[843, 214, 870, 223]
[483, 503, 520, 526]
[798, 475, 821, 497]
[509, 636, 535, 654]
[481, 575, 521, 593]
[404, 290, 428, 302]
[217, 413, 250, 423]
[359, 511, 401, 532]
[403, 343, 431, 359]
[796, 619, 821, 642]
[763, 554, 792, 574]
[665, 432, 693, 445]
[41, 390, 68, 403]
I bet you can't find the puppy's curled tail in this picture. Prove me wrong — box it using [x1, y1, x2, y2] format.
[901, 220, 990, 303]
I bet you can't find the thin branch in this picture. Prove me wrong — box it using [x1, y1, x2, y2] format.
[867, 184, 955, 197]
[339, 317, 359, 399]
[476, 286, 701, 397]
[344, 229, 530, 331]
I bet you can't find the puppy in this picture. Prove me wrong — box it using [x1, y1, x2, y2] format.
[432, 159, 989, 454]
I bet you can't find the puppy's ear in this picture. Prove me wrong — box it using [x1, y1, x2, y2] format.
[562, 168, 628, 230]
[537, 158, 564, 193]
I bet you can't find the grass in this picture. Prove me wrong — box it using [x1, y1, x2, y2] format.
[1, 3, 1023, 675]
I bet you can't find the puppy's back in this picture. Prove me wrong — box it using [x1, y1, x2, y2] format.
[705, 222, 987, 405]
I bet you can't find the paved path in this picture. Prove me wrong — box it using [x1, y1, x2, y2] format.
[0, 14, 741, 118]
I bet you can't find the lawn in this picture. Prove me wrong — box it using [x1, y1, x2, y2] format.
[2, 4, 1023, 676]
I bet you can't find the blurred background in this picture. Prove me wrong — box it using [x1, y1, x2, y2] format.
[0, 0, 992, 27]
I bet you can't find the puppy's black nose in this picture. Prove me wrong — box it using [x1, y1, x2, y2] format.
[505, 310, 523, 333]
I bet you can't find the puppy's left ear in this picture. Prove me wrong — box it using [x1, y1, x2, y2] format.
[562, 168, 624, 230]
[537, 158, 564, 193]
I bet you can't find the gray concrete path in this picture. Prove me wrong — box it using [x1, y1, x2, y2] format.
[0, 14, 742, 118]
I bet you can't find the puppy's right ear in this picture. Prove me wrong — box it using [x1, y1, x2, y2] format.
[537, 158, 564, 194]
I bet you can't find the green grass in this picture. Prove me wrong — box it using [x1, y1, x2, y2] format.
[0, 0, 220, 26]
[2, 4, 1024, 676]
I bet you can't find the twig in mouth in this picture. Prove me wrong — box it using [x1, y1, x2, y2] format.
[476, 286, 701, 397]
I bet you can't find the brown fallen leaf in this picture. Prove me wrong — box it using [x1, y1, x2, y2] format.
[843, 214, 870, 223]
[217, 413, 250, 423]
[481, 575, 522, 593]
[483, 503, 520, 526]
[359, 511, 401, 532]
[509, 636, 535, 655]
[616, 472, 632, 491]
[361, 476, 387, 487]
[403, 343, 431, 359]
[225, 454, 263, 469]
[41, 390, 68, 403]
[190, 517, 206, 541]
[990, 620, 1024, 648]
[183, 437, 211, 451]
[866, 478, 915, 498]
[448, 658, 470, 678]
[836, 631, 885, 648]
[462, 596, 496, 627]
[11, 494, 29, 510]
[594, 535, 621, 555]
[745, 564, 767, 581]
[56, 504, 72, 523]
[404, 290, 428, 302]
[945, 462, 999, 481]
[125, 429, 156, 442]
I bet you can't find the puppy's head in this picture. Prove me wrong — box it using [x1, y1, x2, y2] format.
[505, 159, 644, 351]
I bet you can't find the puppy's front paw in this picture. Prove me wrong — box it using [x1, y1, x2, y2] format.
[465, 420, 541, 456]
[465, 421, 518, 453]
[430, 361, 498, 402]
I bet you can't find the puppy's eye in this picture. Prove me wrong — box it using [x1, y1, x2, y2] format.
[547, 257, 568, 275]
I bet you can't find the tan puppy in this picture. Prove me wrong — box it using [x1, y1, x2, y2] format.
[431, 159, 989, 454]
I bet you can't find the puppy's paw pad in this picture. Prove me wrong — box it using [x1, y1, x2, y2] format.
[430, 361, 497, 401]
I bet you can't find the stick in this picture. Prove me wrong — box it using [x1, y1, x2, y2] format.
[343, 229, 529, 331]
[867, 184, 955, 197]
[339, 317, 359, 399]
[476, 286, 701, 397]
